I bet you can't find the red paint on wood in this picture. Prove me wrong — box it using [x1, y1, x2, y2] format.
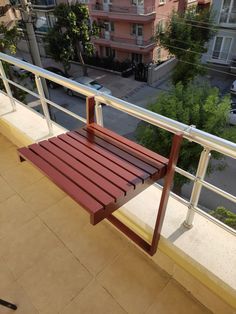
[18, 147, 103, 214]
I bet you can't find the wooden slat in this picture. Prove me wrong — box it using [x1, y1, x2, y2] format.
[87, 124, 167, 169]
[39, 140, 125, 201]
[67, 131, 150, 180]
[48, 137, 134, 193]
[60, 133, 146, 184]
[89, 123, 169, 165]
[28, 143, 115, 206]
[18, 147, 103, 214]
[77, 129, 158, 175]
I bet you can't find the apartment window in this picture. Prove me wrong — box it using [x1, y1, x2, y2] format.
[132, 24, 143, 36]
[212, 36, 232, 61]
[104, 21, 114, 32]
[131, 0, 144, 5]
[158, 19, 166, 33]
[220, 0, 236, 24]
[159, 0, 166, 4]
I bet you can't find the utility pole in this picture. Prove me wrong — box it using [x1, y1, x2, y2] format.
[19, 0, 50, 100]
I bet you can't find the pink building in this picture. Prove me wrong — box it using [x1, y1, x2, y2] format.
[89, 0, 211, 64]
[89, 0, 183, 64]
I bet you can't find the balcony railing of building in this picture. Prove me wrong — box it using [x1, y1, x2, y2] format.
[92, 3, 155, 15]
[31, 0, 56, 8]
[0, 52, 236, 234]
[97, 33, 154, 47]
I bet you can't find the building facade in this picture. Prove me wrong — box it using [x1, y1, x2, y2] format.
[89, 0, 211, 64]
[89, 0, 183, 64]
[204, 0, 236, 69]
[0, 0, 21, 28]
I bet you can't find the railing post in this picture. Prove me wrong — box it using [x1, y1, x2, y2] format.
[184, 147, 211, 228]
[0, 60, 16, 111]
[95, 100, 104, 127]
[35, 75, 53, 135]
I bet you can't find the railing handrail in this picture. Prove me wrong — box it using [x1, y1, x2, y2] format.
[0, 52, 235, 159]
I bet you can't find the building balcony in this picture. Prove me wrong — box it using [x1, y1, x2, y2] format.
[93, 34, 155, 52]
[0, 53, 236, 314]
[31, 0, 56, 10]
[197, 0, 211, 4]
[90, 4, 155, 23]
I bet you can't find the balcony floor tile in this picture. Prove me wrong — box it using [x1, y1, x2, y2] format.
[97, 246, 170, 314]
[146, 279, 211, 314]
[0, 194, 35, 240]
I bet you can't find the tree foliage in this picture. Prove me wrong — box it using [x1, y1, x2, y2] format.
[45, 3, 99, 75]
[156, 7, 215, 85]
[136, 81, 235, 193]
[0, 23, 26, 101]
[0, 23, 21, 54]
[210, 206, 236, 230]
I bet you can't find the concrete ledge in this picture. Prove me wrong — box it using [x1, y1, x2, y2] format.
[1, 92, 235, 313]
[0, 92, 66, 146]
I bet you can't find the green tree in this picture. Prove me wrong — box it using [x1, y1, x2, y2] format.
[210, 206, 236, 230]
[45, 3, 99, 76]
[0, 23, 26, 101]
[136, 81, 236, 194]
[0, 23, 21, 54]
[156, 7, 215, 85]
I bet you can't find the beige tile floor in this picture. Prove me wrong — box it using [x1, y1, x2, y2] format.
[0, 134, 212, 314]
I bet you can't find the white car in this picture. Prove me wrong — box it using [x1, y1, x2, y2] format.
[65, 76, 112, 97]
[230, 80, 236, 94]
[229, 109, 236, 125]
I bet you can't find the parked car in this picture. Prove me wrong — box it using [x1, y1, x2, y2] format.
[229, 109, 236, 125]
[230, 80, 236, 94]
[44, 67, 68, 89]
[65, 76, 112, 97]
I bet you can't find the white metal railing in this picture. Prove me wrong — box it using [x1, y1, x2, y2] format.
[0, 52, 236, 232]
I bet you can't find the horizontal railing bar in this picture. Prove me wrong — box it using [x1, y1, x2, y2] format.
[1, 76, 86, 123]
[200, 179, 236, 204]
[191, 205, 236, 235]
[2, 76, 40, 98]
[176, 166, 236, 204]
[175, 167, 196, 181]
[45, 98, 86, 123]
[0, 52, 235, 160]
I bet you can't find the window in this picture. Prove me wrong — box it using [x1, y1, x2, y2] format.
[220, 0, 236, 24]
[158, 19, 166, 33]
[159, 0, 166, 4]
[132, 0, 144, 5]
[212, 36, 232, 61]
[132, 24, 143, 36]
[104, 21, 114, 32]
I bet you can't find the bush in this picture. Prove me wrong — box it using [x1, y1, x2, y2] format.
[82, 55, 132, 72]
[210, 206, 236, 229]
